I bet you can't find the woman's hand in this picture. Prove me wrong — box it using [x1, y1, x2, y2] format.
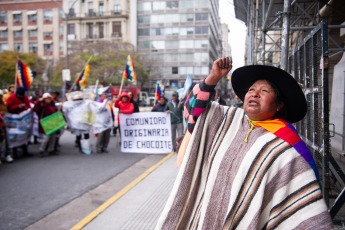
[205, 57, 232, 85]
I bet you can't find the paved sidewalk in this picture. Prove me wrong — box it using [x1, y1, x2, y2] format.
[79, 153, 179, 230]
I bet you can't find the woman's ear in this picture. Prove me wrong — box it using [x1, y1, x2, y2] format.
[277, 101, 285, 112]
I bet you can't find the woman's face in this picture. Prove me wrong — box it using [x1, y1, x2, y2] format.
[244, 80, 281, 121]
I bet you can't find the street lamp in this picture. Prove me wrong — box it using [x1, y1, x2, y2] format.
[52, 0, 78, 69]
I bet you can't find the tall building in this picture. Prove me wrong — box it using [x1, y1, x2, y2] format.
[0, 0, 63, 62]
[64, 0, 135, 45]
[136, 0, 223, 88]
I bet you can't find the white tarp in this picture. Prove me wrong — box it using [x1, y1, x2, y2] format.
[62, 100, 113, 134]
[119, 112, 172, 154]
[3, 109, 33, 148]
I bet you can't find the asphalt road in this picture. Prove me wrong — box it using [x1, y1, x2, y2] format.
[0, 130, 150, 230]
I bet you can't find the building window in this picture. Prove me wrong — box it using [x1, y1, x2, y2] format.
[195, 13, 208, 21]
[138, 28, 150, 36]
[99, 22, 104, 38]
[138, 15, 150, 24]
[112, 21, 121, 37]
[179, 66, 193, 74]
[152, 2, 165, 10]
[14, 43, 23, 52]
[179, 53, 194, 62]
[14, 30, 23, 38]
[151, 28, 164, 36]
[88, 2, 94, 16]
[180, 27, 194, 35]
[43, 44, 53, 55]
[194, 40, 208, 48]
[194, 52, 209, 62]
[151, 41, 164, 49]
[195, 26, 208, 34]
[166, 40, 178, 49]
[29, 42, 38, 53]
[13, 13, 22, 23]
[138, 2, 151, 11]
[44, 32, 53, 39]
[59, 40, 63, 52]
[59, 24, 64, 36]
[43, 9, 53, 21]
[28, 29, 37, 37]
[179, 40, 194, 49]
[0, 30, 8, 38]
[138, 41, 150, 49]
[99, 2, 104, 16]
[68, 0, 76, 17]
[114, 4, 121, 14]
[165, 27, 179, 35]
[0, 12, 7, 23]
[172, 67, 178, 74]
[67, 23, 75, 35]
[180, 0, 194, 9]
[180, 14, 194, 22]
[0, 43, 8, 52]
[167, 1, 179, 9]
[87, 23, 93, 38]
[28, 13, 37, 22]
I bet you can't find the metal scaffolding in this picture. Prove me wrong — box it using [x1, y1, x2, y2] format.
[233, 0, 345, 223]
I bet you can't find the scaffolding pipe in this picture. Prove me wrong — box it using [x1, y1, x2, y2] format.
[262, 0, 266, 64]
[280, 0, 291, 70]
[262, 0, 275, 32]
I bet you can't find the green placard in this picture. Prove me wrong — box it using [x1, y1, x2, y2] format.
[39, 111, 66, 135]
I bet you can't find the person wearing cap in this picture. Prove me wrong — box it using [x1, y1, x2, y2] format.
[6, 87, 32, 157]
[156, 57, 332, 229]
[165, 91, 184, 151]
[33, 93, 58, 157]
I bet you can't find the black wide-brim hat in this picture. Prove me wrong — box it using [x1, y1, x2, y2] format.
[231, 65, 307, 123]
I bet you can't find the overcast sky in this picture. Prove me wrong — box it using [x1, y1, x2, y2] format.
[219, 0, 247, 70]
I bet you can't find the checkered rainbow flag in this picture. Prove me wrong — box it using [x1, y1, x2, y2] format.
[16, 59, 36, 90]
[122, 55, 136, 82]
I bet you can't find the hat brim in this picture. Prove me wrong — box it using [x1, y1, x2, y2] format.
[231, 65, 307, 123]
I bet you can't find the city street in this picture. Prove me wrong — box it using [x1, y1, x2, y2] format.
[0, 130, 167, 230]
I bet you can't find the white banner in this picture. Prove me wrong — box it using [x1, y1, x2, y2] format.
[63, 100, 113, 134]
[3, 109, 33, 148]
[119, 112, 173, 154]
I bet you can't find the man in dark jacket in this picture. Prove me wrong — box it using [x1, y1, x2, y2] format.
[165, 91, 184, 151]
[152, 96, 167, 112]
[128, 91, 139, 113]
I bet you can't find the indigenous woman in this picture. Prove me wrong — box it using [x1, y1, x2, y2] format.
[156, 57, 333, 229]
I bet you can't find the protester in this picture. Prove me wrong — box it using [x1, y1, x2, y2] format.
[156, 57, 333, 229]
[127, 91, 139, 113]
[0, 90, 7, 113]
[152, 96, 167, 112]
[2, 84, 14, 104]
[51, 91, 62, 103]
[96, 97, 113, 153]
[33, 93, 58, 157]
[97, 92, 108, 103]
[6, 87, 32, 157]
[165, 91, 184, 151]
[213, 89, 227, 105]
[68, 91, 90, 153]
[114, 92, 134, 133]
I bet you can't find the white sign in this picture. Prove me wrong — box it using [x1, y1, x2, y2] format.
[62, 69, 71, 81]
[119, 112, 173, 154]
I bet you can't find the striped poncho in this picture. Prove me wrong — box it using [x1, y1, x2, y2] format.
[156, 102, 332, 229]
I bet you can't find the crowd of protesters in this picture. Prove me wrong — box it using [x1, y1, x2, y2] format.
[0, 84, 241, 165]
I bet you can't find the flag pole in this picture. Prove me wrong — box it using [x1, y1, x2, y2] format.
[153, 83, 158, 107]
[65, 55, 93, 98]
[59, 56, 92, 110]
[117, 70, 125, 98]
[14, 56, 19, 91]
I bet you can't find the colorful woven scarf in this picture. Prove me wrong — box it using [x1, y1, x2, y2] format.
[247, 118, 319, 182]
